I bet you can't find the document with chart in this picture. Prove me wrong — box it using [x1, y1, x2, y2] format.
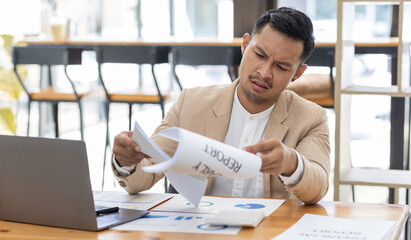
[152, 195, 285, 217]
[132, 121, 262, 207]
[113, 211, 242, 235]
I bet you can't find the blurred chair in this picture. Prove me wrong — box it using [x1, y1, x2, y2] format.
[286, 73, 333, 108]
[12, 46, 92, 139]
[95, 45, 172, 188]
[286, 46, 334, 108]
[171, 45, 240, 89]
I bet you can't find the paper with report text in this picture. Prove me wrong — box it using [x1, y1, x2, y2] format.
[139, 126, 262, 178]
[132, 122, 262, 207]
[132, 122, 207, 207]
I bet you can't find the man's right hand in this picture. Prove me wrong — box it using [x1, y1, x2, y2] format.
[113, 131, 150, 167]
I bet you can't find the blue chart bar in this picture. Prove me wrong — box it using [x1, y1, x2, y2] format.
[235, 203, 266, 209]
[174, 216, 203, 220]
[186, 201, 214, 207]
[143, 215, 169, 219]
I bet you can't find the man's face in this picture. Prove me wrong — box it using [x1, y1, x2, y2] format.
[238, 24, 307, 113]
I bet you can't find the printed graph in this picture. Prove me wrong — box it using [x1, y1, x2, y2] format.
[197, 224, 228, 231]
[143, 215, 169, 219]
[175, 216, 203, 220]
[235, 203, 265, 209]
[186, 201, 214, 207]
[114, 211, 242, 234]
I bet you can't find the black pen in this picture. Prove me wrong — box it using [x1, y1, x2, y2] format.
[96, 206, 119, 216]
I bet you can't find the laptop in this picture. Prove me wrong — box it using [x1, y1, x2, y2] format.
[0, 135, 149, 231]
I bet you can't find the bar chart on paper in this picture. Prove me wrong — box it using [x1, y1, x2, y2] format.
[186, 201, 215, 207]
[174, 216, 204, 220]
[113, 211, 242, 234]
[235, 204, 266, 209]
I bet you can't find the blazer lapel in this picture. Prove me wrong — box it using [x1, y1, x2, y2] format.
[265, 91, 289, 140]
[263, 91, 290, 198]
[205, 80, 238, 194]
[205, 80, 238, 142]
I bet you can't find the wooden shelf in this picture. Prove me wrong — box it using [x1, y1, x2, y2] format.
[334, 0, 411, 203]
[401, 87, 411, 94]
[342, 0, 404, 3]
[340, 168, 411, 188]
[341, 85, 398, 95]
[340, 85, 411, 97]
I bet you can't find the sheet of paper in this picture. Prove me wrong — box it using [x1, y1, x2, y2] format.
[142, 127, 262, 179]
[132, 120, 172, 163]
[164, 173, 207, 207]
[152, 195, 285, 217]
[132, 121, 263, 207]
[93, 191, 172, 210]
[272, 213, 397, 240]
[132, 121, 207, 207]
[113, 211, 242, 235]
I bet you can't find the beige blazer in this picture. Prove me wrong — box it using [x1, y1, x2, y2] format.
[112, 80, 330, 204]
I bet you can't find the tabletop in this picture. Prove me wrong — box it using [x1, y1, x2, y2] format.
[0, 198, 408, 240]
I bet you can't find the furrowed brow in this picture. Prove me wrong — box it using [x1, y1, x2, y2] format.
[276, 60, 293, 68]
[255, 45, 268, 57]
[255, 45, 293, 67]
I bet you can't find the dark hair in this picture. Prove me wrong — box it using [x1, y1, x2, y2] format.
[251, 7, 315, 63]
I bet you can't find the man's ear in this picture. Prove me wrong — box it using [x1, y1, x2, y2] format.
[241, 33, 251, 55]
[291, 64, 308, 82]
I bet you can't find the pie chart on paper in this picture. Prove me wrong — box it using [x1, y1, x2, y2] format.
[234, 203, 265, 209]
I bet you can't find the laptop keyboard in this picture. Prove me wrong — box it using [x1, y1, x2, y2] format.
[97, 212, 124, 227]
[98, 212, 122, 221]
[95, 206, 149, 229]
[94, 205, 122, 227]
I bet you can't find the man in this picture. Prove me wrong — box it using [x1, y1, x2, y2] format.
[112, 7, 330, 204]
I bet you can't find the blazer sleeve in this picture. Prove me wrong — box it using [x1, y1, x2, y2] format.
[284, 107, 330, 204]
[111, 89, 188, 194]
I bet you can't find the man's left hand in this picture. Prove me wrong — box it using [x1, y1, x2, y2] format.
[242, 139, 297, 176]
